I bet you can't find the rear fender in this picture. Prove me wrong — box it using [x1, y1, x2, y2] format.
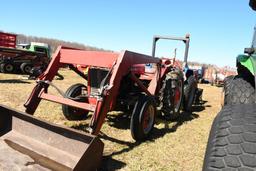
[237, 54, 256, 75]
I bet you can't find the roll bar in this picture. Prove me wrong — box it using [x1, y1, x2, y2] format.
[152, 34, 190, 67]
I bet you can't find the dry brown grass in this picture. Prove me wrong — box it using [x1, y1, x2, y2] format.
[0, 69, 222, 171]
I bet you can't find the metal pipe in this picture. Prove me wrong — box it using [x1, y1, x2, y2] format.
[152, 37, 158, 58]
[183, 36, 190, 68]
[151, 34, 190, 67]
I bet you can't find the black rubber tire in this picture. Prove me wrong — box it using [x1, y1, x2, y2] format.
[130, 96, 156, 141]
[224, 76, 255, 105]
[0, 63, 15, 73]
[183, 75, 197, 112]
[161, 71, 184, 120]
[20, 63, 33, 74]
[203, 104, 256, 170]
[62, 83, 89, 120]
[194, 88, 203, 104]
[223, 75, 235, 106]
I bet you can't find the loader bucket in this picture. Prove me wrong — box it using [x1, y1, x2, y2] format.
[0, 105, 104, 171]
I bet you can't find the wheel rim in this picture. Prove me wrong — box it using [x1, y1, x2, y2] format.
[5, 64, 14, 72]
[142, 104, 155, 134]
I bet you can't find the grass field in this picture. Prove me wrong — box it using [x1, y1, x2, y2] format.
[0, 69, 222, 171]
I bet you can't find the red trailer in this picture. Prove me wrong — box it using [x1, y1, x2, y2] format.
[0, 32, 17, 48]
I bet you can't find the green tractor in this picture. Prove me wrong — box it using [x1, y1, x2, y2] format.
[203, 1, 256, 170]
[220, 31, 256, 106]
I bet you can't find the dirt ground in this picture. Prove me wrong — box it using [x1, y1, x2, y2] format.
[0, 70, 222, 171]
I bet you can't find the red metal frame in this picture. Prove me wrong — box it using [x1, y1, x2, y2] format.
[0, 32, 17, 48]
[24, 46, 163, 135]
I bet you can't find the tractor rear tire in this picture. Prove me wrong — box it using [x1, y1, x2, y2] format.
[203, 103, 256, 170]
[161, 71, 184, 120]
[183, 75, 197, 112]
[62, 83, 89, 120]
[20, 63, 33, 74]
[224, 76, 255, 105]
[130, 96, 156, 141]
[0, 63, 15, 73]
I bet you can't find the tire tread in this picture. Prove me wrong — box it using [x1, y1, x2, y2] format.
[224, 76, 255, 105]
[203, 104, 256, 170]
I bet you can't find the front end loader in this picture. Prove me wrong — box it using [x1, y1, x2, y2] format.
[0, 34, 194, 170]
[24, 34, 192, 142]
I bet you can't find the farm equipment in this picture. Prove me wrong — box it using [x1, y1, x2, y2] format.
[0, 32, 50, 74]
[0, 34, 197, 170]
[24, 34, 195, 142]
[203, 1, 256, 170]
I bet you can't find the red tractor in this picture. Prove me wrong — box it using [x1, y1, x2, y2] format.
[24, 34, 196, 141]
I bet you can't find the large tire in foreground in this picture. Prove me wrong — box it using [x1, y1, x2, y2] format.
[224, 76, 255, 105]
[203, 104, 256, 170]
[183, 75, 197, 112]
[62, 83, 89, 120]
[161, 70, 184, 120]
[130, 96, 156, 141]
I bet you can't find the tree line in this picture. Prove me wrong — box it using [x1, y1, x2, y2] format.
[4, 31, 230, 70]
[16, 34, 108, 54]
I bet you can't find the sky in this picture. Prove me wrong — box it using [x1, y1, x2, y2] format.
[0, 0, 255, 67]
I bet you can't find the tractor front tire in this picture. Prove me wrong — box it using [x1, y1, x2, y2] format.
[224, 76, 255, 105]
[62, 83, 89, 120]
[130, 96, 156, 141]
[203, 103, 256, 170]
